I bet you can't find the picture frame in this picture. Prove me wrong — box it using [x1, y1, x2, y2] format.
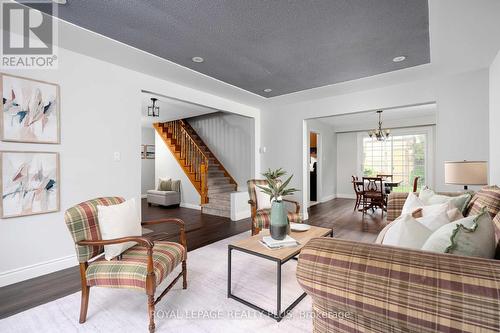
[0, 151, 60, 218]
[1, 73, 61, 144]
[145, 144, 155, 159]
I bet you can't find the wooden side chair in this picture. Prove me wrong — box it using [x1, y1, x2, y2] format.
[413, 176, 420, 192]
[247, 179, 302, 235]
[64, 197, 187, 333]
[362, 177, 386, 220]
[351, 175, 364, 211]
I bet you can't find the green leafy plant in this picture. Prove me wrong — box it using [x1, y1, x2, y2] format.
[257, 168, 299, 202]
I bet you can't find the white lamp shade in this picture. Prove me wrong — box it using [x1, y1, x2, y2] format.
[444, 161, 488, 185]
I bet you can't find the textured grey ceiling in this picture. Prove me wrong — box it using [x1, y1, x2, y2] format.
[30, 0, 430, 97]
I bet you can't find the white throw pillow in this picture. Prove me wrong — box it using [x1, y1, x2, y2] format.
[419, 188, 472, 213]
[382, 214, 433, 250]
[447, 208, 464, 222]
[97, 198, 142, 260]
[422, 211, 496, 259]
[401, 192, 425, 214]
[255, 185, 272, 210]
[402, 193, 451, 218]
[416, 211, 451, 231]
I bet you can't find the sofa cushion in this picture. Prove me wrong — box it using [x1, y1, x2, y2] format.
[419, 188, 472, 214]
[86, 241, 185, 291]
[422, 210, 496, 259]
[381, 214, 433, 249]
[147, 190, 178, 196]
[467, 185, 500, 218]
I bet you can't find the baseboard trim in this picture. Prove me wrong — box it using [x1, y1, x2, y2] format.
[0, 254, 76, 287]
[320, 194, 336, 203]
[231, 210, 251, 221]
[180, 202, 201, 210]
[336, 193, 356, 199]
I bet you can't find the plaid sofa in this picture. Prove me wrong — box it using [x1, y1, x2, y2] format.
[297, 186, 500, 332]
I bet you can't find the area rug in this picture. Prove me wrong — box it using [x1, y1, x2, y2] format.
[0, 231, 312, 332]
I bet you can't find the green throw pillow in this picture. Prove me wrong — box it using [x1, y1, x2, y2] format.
[421, 209, 495, 258]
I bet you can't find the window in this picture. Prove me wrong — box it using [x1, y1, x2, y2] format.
[361, 133, 427, 192]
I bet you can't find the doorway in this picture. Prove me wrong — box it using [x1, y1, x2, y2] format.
[309, 132, 319, 205]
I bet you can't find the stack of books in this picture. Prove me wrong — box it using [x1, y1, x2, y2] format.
[260, 235, 299, 249]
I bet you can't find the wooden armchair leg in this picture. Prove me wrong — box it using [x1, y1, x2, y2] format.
[79, 263, 90, 324]
[148, 295, 155, 333]
[79, 285, 90, 324]
[182, 260, 187, 289]
[252, 225, 260, 236]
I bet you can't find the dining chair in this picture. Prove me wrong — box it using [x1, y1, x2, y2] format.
[351, 175, 364, 211]
[361, 177, 385, 222]
[377, 174, 393, 194]
[412, 176, 420, 192]
[376, 174, 393, 181]
[64, 197, 187, 333]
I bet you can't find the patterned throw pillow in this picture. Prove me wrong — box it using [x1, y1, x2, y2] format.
[171, 180, 181, 192]
[159, 178, 172, 191]
[467, 185, 500, 218]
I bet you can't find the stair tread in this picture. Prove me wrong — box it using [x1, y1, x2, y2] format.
[202, 203, 230, 210]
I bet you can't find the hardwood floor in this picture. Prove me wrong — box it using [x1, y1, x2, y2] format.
[0, 198, 384, 319]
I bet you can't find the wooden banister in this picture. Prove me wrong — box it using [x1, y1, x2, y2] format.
[179, 120, 238, 187]
[153, 121, 209, 205]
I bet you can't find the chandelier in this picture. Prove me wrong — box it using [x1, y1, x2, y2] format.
[368, 110, 390, 141]
[147, 97, 160, 117]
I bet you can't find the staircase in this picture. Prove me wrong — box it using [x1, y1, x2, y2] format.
[153, 120, 237, 218]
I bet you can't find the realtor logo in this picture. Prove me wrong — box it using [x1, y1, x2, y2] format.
[1, 0, 58, 69]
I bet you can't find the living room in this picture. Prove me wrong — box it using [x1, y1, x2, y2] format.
[1, 1, 500, 332]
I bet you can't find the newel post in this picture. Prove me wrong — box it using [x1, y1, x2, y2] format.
[200, 162, 208, 204]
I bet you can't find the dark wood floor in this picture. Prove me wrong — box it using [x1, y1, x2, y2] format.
[0, 198, 383, 319]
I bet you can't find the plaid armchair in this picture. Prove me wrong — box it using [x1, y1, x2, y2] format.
[64, 197, 187, 333]
[247, 179, 302, 235]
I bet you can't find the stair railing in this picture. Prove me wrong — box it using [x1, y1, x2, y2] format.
[162, 120, 209, 204]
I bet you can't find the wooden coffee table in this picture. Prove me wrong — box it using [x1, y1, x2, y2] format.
[227, 226, 333, 321]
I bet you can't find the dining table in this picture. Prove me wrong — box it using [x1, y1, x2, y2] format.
[355, 180, 402, 192]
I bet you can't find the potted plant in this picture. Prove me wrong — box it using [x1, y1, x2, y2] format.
[257, 168, 299, 240]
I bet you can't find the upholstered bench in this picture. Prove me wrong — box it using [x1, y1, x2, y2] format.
[147, 190, 180, 207]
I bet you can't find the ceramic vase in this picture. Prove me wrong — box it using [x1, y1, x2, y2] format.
[270, 201, 288, 240]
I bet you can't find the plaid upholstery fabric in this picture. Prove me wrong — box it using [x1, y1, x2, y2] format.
[386, 192, 409, 222]
[247, 179, 302, 229]
[467, 185, 500, 218]
[64, 197, 125, 263]
[297, 237, 500, 333]
[254, 209, 302, 229]
[86, 241, 185, 291]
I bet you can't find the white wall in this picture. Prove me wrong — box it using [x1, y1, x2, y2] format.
[141, 127, 155, 196]
[434, 69, 490, 192]
[188, 112, 254, 190]
[336, 132, 359, 198]
[155, 132, 201, 209]
[306, 119, 337, 203]
[0, 46, 259, 287]
[490, 50, 500, 184]
[261, 68, 490, 219]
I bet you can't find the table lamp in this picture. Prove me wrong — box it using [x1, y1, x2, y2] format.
[444, 161, 488, 190]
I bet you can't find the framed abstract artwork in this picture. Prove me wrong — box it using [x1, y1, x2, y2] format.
[0, 151, 60, 218]
[1, 73, 60, 144]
